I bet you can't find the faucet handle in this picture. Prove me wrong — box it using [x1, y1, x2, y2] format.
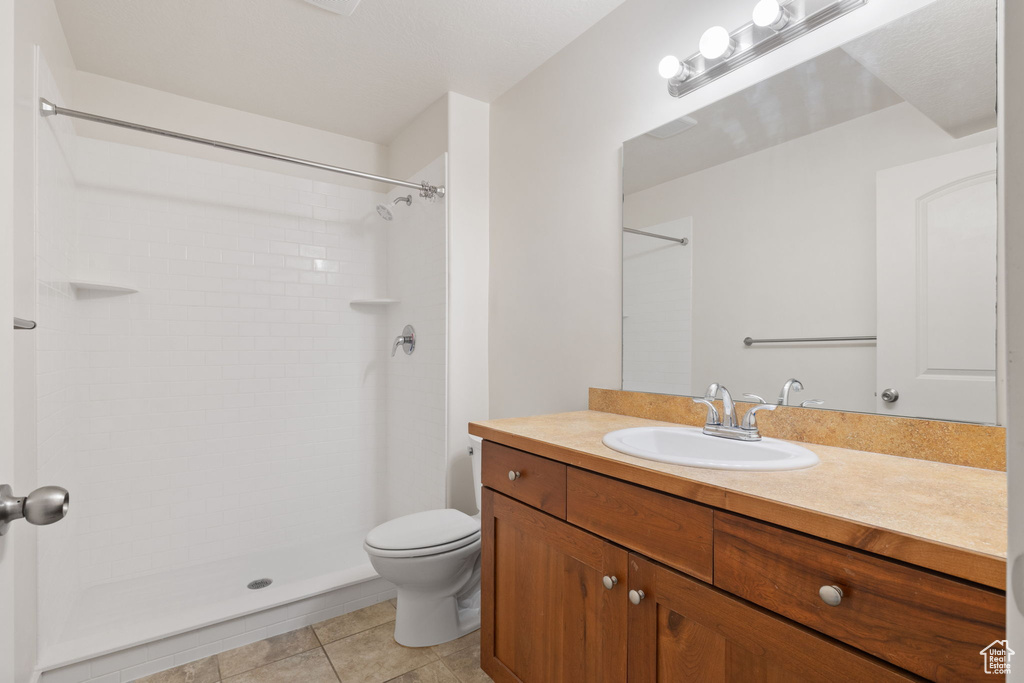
[741, 403, 776, 430]
[692, 398, 720, 426]
[742, 393, 767, 404]
[800, 399, 825, 408]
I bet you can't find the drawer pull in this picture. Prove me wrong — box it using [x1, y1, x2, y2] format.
[508, 470, 521, 481]
[818, 585, 844, 607]
[629, 589, 645, 605]
[602, 575, 618, 590]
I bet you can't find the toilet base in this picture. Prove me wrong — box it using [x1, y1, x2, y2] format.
[393, 584, 481, 647]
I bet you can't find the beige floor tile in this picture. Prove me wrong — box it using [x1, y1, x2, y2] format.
[313, 601, 396, 645]
[323, 622, 437, 683]
[385, 660, 460, 683]
[222, 648, 339, 683]
[133, 655, 220, 683]
[442, 643, 491, 683]
[218, 626, 320, 677]
[430, 630, 480, 659]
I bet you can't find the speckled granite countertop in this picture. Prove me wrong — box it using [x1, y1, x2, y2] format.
[470, 410, 1007, 590]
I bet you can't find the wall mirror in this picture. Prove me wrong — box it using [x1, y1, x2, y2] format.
[621, 0, 997, 423]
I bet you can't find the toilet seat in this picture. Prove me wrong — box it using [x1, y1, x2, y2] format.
[365, 508, 481, 559]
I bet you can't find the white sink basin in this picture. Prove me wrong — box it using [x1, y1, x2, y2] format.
[602, 427, 819, 471]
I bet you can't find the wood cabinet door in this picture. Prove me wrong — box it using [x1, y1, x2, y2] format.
[626, 554, 916, 683]
[481, 488, 628, 683]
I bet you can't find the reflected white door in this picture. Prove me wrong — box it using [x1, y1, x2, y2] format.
[876, 143, 997, 422]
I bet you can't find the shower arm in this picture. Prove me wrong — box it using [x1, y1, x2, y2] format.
[38, 99, 446, 200]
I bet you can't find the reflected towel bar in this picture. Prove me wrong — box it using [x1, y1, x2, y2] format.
[14, 318, 36, 330]
[623, 227, 689, 245]
[744, 335, 876, 346]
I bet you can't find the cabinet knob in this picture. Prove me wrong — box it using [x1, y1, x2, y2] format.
[628, 589, 645, 605]
[508, 470, 521, 481]
[602, 575, 618, 590]
[818, 585, 843, 607]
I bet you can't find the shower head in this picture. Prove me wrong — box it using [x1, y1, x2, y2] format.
[376, 195, 412, 222]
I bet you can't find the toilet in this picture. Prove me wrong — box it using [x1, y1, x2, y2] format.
[363, 435, 483, 647]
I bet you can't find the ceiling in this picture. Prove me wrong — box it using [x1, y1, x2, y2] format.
[54, 0, 628, 144]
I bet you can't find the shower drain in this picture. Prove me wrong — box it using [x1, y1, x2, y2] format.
[247, 578, 273, 590]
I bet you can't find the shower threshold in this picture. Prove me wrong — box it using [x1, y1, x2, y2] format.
[39, 531, 378, 672]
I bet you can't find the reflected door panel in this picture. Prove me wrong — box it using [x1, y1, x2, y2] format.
[876, 143, 996, 422]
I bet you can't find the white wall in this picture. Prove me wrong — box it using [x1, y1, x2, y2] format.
[445, 93, 490, 514]
[0, 5, 18, 681]
[72, 71, 389, 193]
[4, 1, 77, 680]
[624, 102, 995, 412]
[489, 0, 940, 418]
[387, 94, 448, 183]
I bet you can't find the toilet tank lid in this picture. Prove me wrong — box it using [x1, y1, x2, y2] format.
[365, 509, 480, 551]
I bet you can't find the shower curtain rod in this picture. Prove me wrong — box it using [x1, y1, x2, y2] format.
[39, 98, 446, 200]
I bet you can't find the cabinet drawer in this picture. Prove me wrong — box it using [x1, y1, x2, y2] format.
[482, 441, 566, 518]
[567, 468, 713, 583]
[714, 512, 1005, 682]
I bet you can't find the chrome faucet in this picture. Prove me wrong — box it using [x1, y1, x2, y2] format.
[778, 378, 804, 406]
[703, 382, 737, 428]
[694, 383, 776, 441]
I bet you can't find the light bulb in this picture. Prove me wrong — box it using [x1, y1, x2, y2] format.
[699, 26, 735, 60]
[658, 55, 689, 81]
[752, 0, 790, 30]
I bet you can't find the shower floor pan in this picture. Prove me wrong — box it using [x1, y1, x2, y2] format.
[39, 531, 378, 672]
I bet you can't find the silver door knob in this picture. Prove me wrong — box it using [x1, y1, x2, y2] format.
[881, 388, 899, 403]
[818, 585, 843, 606]
[0, 484, 69, 536]
[628, 589, 645, 605]
[508, 470, 520, 481]
[602, 575, 618, 590]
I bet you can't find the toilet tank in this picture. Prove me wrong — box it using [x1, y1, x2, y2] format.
[469, 435, 483, 513]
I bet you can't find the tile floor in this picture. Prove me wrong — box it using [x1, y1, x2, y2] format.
[134, 600, 491, 683]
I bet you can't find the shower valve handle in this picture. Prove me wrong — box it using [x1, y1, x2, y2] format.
[392, 325, 416, 357]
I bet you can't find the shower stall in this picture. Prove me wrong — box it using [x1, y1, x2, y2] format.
[33, 69, 450, 674]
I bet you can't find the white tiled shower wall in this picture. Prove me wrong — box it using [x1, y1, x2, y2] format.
[36, 65, 85, 648]
[385, 156, 448, 519]
[35, 126, 453, 653]
[68, 136, 390, 583]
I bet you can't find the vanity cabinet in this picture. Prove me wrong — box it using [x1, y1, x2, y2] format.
[481, 488, 628, 683]
[626, 554, 913, 682]
[480, 440, 1006, 683]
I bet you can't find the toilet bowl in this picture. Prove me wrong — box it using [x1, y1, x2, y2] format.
[363, 436, 484, 647]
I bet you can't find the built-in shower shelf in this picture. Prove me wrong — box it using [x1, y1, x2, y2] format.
[349, 298, 400, 306]
[70, 281, 139, 295]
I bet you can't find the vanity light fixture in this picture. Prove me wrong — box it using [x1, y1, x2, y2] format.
[752, 0, 790, 30]
[699, 26, 735, 60]
[658, 55, 690, 81]
[660, 0, 866, 99]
